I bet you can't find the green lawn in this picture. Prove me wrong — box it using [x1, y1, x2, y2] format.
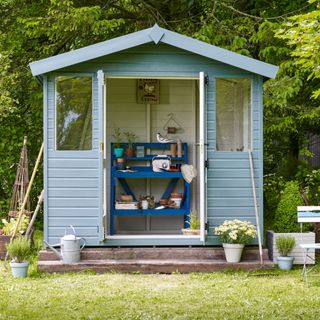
[1, 264, 320, 320]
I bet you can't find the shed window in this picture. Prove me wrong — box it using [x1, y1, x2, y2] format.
[56, 76, 92, 150]
[216, 78, 251, 151]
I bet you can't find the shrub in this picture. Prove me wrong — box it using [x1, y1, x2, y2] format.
[6, 236, 31, 263]
[264, 174, 285, 230]
[276, 236, 296, 256]
[273, 180, 308, 232]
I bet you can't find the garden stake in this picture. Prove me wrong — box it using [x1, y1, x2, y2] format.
[248, 150, 263, 265]
[25, 190, 44, 239]
[4, 143, 44, 267]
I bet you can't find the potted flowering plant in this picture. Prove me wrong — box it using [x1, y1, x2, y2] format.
[214, 219, 257, 263]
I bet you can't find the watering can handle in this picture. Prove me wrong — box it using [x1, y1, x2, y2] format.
[65, 225, 76, 236]
[80, 238, 86, 251]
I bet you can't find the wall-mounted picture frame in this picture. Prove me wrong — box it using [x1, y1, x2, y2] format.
[137, 79, 159, 104]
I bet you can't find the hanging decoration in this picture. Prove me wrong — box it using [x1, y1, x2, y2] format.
[163, 113, 183, 134]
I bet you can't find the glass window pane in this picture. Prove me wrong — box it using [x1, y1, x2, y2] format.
[56, 76, 92, 150]
[216, 78, 251, 151]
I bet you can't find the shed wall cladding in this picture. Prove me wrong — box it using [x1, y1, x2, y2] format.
[45, 43, 262, 245]
[46, 74, 102, 245]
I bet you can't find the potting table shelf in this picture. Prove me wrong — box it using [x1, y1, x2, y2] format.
[112, 166, 183, 178]
[112, 207, 189, 216]
[110, 142, 191, 235]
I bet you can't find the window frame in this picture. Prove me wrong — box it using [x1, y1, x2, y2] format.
[54, 73, 94, 152]
[215, 76, 253, 152]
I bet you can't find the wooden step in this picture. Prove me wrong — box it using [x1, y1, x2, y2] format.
[39, 247, 269, 262]
[38, 259, 274, 274]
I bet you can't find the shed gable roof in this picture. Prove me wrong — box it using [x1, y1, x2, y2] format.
[29, 24, 278, 78]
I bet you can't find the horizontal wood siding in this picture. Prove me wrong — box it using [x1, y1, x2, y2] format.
[46, 74, 101, 245]
[45, 43, 263, 246]
[205, 75, 262, 245]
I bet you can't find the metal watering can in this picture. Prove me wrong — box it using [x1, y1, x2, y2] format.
[44, 225, 86, 264]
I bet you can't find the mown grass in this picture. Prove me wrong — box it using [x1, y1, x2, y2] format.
[1, 263, 320, 320]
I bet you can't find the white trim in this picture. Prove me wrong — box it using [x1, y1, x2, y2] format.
[106, 75, 199, 80]
[199, 72, 206, 243]
[106, 235, 201, 240]
[298, 217, 320, 223]
[298, 206, 320, 211]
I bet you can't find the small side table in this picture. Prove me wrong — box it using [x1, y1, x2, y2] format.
[300, 243, 320, 282]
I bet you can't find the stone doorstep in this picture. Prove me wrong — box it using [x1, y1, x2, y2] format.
[38, 259, 274, 274]
[39, 247, 270, 262]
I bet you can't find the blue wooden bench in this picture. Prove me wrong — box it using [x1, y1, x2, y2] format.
[297, 206, 320, 281]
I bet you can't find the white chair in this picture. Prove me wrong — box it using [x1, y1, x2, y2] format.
[297, 206, 320, 281]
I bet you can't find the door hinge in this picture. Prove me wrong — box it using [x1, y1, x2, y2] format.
[99, 142, 104, 153]
[205, 160, 209, 169]
[205, 75, 209, 85]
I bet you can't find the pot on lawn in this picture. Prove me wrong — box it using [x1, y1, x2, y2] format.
[10, 261, 29, 278]
[277, 256, 294, 271]
[223, 243, 244, 263]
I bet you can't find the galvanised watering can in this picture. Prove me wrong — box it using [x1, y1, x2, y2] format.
[44, 225, 86, 264]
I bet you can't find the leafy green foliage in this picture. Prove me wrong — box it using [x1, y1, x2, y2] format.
[186, 211, 200, 230]
[276, 236, 296, 257]
[1, 215, 29, 235]
[273, 181, 307, 232]
[6, 235, 31, 263]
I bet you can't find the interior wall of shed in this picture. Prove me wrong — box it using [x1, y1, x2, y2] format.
[105, 78, 200, 235]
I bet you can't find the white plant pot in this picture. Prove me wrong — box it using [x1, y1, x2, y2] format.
[10, 261, 29, 278]
[222, 243, 244, 263]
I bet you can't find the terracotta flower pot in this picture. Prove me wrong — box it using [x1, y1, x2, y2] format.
[125, 147, 135, 157]
[181, 229, 200, 236]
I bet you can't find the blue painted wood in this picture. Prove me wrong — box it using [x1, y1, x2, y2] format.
[161, 178, 179, 199]
[117, 179, 137, 201]
[112, 208, 189, 216]
[30, 24, 278, 78]
[109, 142, 190, 235]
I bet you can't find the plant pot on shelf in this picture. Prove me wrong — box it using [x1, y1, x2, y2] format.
[277, 256, 294, 271]
[125, 147, 135, 158]
[114, 147, 124, 158]
[222, 243, 244, 263]
[10, 261, 29, 278]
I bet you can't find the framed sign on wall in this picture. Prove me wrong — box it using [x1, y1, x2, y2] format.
[137, 79, 159, 104]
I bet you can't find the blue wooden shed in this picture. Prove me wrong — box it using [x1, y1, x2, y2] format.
[30, 24, 278, 247]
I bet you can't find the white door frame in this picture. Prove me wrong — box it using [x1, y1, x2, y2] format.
[103, 74, 206, 241]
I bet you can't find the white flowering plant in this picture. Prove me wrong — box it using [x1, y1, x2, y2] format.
[214, 219, 257, 244]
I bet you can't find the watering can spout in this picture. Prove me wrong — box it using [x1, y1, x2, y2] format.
[44, 240, 62, 260]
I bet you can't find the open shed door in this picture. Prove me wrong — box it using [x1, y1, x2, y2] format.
[199, 72, 207, 243]
[97, 70, 107, 241]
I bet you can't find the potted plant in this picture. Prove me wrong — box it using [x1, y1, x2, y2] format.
[0, 216, 29, 259]
[113, 127, 124, 158]
[214, 219, 257, 263]
[123, 131, 138, 157]
[182, 211, 200, 235]
[6, 235, 32, 278]
[275, 235, 296, 270]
